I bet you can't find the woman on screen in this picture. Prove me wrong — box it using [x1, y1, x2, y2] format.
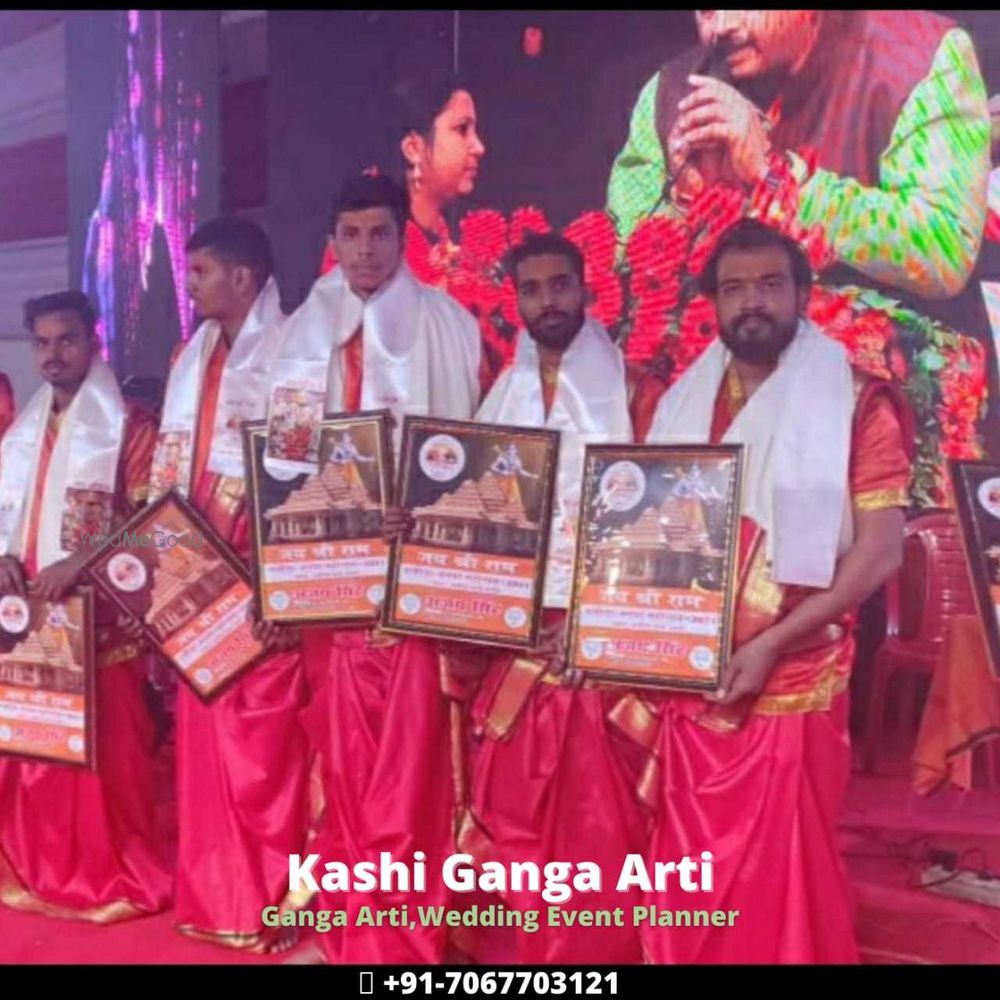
[395, 75, 487, 243]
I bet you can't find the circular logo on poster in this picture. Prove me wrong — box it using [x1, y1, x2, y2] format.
[504, 606, 527, 630]
[367, 584, 385, 606]
[0, 595, 30, 635]
[107, 552, 147, 593]
[194, 668, 214, 689]
[689, 645, 716, 673]
[581, 638, 605, 661]
[599, 461, 646, 513]
[419, 434, 465, 482]
[399, 593, 422, 615]
[0, 725, 11, 743]
[977, 478, 1000, 519]
[268, 590, 290, 612]
[68, 734, 84, 755]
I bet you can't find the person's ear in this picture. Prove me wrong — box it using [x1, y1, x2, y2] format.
[233, 264, 255, 297]
[582, 285, 595, 308]
[400, 131, 425, 170]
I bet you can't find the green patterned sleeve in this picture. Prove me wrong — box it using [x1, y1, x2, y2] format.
[606, 73, 668, 243]
[796, 28, 990, 298]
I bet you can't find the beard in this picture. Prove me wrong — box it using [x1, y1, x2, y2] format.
[525, 307, 586, 353]
[719, 311, 799, 366]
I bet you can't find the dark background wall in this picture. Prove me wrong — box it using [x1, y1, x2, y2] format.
[267, 10, 453, 310]
[266, 10, 697, 310]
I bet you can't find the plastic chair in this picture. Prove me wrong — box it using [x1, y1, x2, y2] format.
[862, 511, 977, 774]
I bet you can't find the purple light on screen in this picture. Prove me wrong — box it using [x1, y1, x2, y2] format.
[83, 10, 205, 365]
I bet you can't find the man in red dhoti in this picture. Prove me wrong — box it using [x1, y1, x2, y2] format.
[267, 174, 485, 963]
[151, 217, 311, 950]
[636, 218, 912, 963]
[0, 290, 172, 921]
[442, 233, 664, 964]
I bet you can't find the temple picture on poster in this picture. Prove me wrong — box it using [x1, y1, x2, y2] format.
[3, 4, 1000, 972]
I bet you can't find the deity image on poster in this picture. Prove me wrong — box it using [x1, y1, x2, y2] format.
[263, 422, 384, 546]
[569, 445, 742, 690]
[265, 386, 326, 466]
[386, 418, 559, 648]
[586, 459, 730, 593]
[245, 415, 393, 624]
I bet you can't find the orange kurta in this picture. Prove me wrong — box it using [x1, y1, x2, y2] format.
[630, 366, 912, 965]
[0, 399, 172, 922]
[170, 338, 311, 950]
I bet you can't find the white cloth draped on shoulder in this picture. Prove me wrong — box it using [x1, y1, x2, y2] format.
[266, 261, 481, 458]
[646, 318, 855, 588]
[476, 318, 632, 607]
[150, 276, 286, 499]
[0, 356, 125, 569]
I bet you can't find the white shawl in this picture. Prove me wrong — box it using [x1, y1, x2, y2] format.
[0, 356, 125, 569]
[647, 318, 855, 588]
[477, 318, 633, 607]
[150, 276, 285, 499]
[266, 261, 481, 460]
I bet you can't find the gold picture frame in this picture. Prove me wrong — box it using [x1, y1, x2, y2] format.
[243, 410, 394, 625]
[383, 416, 560, 649]
[0, 587, 96, 768]
[85, 491, 264, 702]
[567, 443, 744, 691]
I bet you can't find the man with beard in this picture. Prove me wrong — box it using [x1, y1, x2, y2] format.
[0, 291, 171, 921]
[607, 10, 990, 308]
[635, 219, 913, 962]
[432, 233, 662, 963]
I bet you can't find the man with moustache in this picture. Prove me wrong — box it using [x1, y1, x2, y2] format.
[607, 10, 990, 310]
[431, 233, 664, 964]
[0, 291, 171, 920]
[636, 219, 913, 962]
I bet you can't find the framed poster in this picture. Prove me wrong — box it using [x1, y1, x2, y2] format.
[264, 383, 327, 475]
[244, 411, 393, 624]
[85, 491, 264, 701]
[0, 588, 96, 768]
[949, 460, 1000, 680]
[384, 416, 559, 649]
[567, 444, 743, 691]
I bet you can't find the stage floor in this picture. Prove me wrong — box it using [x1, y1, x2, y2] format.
[3, 764, 999, 965]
